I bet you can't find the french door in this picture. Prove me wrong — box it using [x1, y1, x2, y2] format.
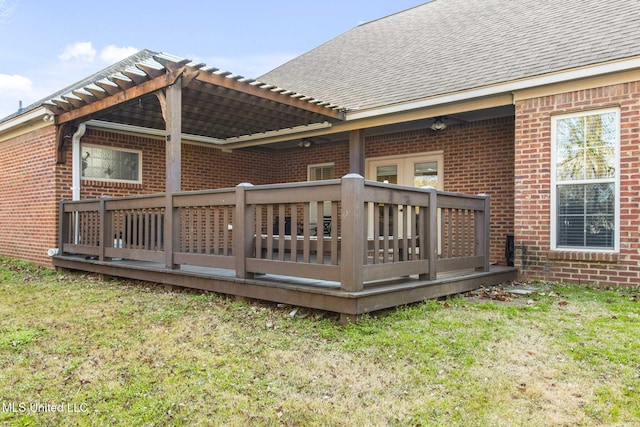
[366, 152, 443, 238]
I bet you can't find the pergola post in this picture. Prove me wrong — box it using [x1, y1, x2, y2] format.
[348, 129, 365, 175]
[163, 79, 182, 269]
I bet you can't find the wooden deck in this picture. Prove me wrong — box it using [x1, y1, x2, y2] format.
[54, 175, 517, 321]
[53, 255, 516, 321]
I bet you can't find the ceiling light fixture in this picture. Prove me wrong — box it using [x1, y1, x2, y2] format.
[298, 138, 312, 148]
[429, 117, 447, 131]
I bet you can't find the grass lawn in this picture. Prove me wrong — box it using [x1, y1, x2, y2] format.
[0, 256, 639, 426]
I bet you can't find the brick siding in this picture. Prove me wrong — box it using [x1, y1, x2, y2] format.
[273, 117, 515, 264]
[515, 81, 640, 286]
[0, 127, 59, 266]
[6, 83, 638, 285]
[2, 118, 514, 268]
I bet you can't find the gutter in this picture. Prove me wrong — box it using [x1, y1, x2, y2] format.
[0, 106, 50, 133]
[71, 123, 87, 201]
[85, 120, 225, 145]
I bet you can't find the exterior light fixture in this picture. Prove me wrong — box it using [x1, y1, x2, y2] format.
[298, 138, 312, 148]
[429, 117, 447, 131]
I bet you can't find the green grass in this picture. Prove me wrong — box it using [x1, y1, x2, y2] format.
[0, 256, 639, 426]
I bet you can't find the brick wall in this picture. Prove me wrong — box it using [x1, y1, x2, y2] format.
[80, 119, 515, 265]
[182, 144, 274, 189]
[363, 118, 515, 264]
[272, 118, 515, 264]
[2, 118, 514, 268]
[58, 129, 276, 201]
[272, 139, 350, 182]
[441, 118, 515, 265]
[0, 126, 59, 266]
[515, 81, 640, 286]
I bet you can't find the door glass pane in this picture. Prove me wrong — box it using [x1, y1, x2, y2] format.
[414, 161, 438, 188]
[377, 165, 397, 184]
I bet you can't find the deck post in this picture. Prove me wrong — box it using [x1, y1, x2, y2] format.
[340, 174, 365, 292]
[235, 183, 255, 279]
[475, 194, 491, 272]
[423, 188, 438, 280]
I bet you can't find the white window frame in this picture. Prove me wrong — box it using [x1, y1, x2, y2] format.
[307, 162, 335, 181]
[550, 107, 620, 252]
[81, 144, 143, 184]
[307, 163, 336, 231]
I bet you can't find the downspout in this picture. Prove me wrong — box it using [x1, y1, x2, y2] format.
[71, 122, 87, 201]
[71, 123, 87, 245]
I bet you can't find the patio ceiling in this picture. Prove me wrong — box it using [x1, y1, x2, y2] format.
[45, 53, 345, 145]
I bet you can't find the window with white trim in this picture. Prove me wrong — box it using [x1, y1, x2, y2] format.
[308, 163, 335, 181]
[551, 108, 619, 251]
[81, 144, 142, 183]
[308, 163, 335, 235]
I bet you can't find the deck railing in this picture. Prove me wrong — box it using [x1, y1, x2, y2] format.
[58, 174, 489, 292]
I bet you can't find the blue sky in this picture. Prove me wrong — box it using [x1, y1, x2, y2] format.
[0, 0, 425, 119]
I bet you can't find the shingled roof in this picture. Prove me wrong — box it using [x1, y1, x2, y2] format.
[259, 0, 640, 112]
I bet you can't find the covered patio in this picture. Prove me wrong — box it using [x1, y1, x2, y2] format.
[49, 52, 516, 320]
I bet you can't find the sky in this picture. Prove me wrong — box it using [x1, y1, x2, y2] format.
[0, 0, 426, 119]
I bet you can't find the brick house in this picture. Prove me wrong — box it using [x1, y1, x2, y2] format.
[1, 0, 639, 315]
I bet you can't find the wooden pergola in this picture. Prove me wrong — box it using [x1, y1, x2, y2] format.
[46, 52, 350, 265]
[48, 51, 346, 168]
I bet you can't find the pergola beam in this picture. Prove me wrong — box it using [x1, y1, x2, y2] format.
[56, 69, 185, 125]
[193, 72, 344, 121]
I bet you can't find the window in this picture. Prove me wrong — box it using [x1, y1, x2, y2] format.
[81, 144, 142, 183]
[308, 163, 335, 181]
[551, 108, 619, 251]
[308, 163, 335, 235]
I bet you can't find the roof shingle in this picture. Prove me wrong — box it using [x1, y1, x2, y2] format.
[259, 0, 640, 111]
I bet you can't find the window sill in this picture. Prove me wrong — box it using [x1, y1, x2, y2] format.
[548, 250, 619, 263]
[82, 179, 142, 189]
